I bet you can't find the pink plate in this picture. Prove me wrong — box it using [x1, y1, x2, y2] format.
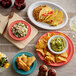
[36, 31, 74, 66]
[9, 20, 31, 41]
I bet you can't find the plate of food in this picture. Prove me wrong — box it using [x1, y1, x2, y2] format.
[12, 52, 37, 75]
[27, 1, 68, 30]
[0, 52, 10, 72]
[9, 20, 31, 41]
[35, 31, 74, 66]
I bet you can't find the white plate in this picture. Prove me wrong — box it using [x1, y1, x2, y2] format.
[27, 1, 68, 30]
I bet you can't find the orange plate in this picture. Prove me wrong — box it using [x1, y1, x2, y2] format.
[9, 20, 31, 41]
[36, 31, 74, 66]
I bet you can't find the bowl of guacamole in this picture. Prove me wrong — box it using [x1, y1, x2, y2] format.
[48, 35, 68, 54]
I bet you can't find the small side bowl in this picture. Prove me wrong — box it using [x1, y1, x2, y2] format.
[12, 52, 37, 75]
[9, 20, 31, 41]
[48, 35, 68, 54]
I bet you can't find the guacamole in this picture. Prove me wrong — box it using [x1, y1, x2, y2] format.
[50, 37, 66, 52]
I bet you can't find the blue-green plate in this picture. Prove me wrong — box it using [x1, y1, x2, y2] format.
[12, 52, 37, 75]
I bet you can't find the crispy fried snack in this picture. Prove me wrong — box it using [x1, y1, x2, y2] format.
[21, 54, 27, 64]
[36, 49, 45, 56]
[60, 51, 68, 58]
[56, 56, 67, 62]
[16, 56, 30, 71]
[27, 56, 36, 67]
[16, 54, 36, 71]
[18, 60, 30, 71]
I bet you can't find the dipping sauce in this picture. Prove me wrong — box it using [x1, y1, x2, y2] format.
[50, 37, 65, 52]
[12, 22, 28, 38]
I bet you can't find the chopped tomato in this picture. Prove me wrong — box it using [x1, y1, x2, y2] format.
[48, 11, 53, 14]
[42, 14, 49, 16]
[42, 11, 53, 16]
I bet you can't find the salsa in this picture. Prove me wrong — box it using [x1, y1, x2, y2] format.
[50, 37, 65, 52]
[12, 22, 28, 38]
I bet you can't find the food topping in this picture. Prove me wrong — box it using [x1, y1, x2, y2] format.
[50, 37, 66, 52]
[16, 54, 36, 71]
[12, 22, 28, 38]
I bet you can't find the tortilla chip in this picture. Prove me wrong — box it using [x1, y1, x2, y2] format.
[56, 58, 62, 63]
[45, 55, 55, 62]
[60, 51, 68, 58]
[35, 39, 47, 49]
[42, 36, 49, 42]
[48, 33, 56, 37]
[56, 56, 67, 62]
[36, 49, 45, 56]
[45, 51, 53, 56]
[57, 33, 65, 37]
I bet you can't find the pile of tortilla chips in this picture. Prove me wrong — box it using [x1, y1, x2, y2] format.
[33, 5, 64, 26]
[35, 33, 68, 63]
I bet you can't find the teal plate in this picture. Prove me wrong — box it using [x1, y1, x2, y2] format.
[12, 52, 37, 75]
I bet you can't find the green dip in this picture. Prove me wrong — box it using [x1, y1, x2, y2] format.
[50, 37, 66, 52]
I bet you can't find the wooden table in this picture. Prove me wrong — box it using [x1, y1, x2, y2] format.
[0, 0, 76, 76]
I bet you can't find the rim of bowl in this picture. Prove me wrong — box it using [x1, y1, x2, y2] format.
[48, 35, 68, 54]
[8, 20, 31, 41]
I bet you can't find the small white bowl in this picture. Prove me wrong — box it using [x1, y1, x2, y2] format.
[48, 35, 68, 54]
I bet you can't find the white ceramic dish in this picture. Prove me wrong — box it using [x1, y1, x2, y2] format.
[27, 1, 68, 30]
[48, 35, 68, 54]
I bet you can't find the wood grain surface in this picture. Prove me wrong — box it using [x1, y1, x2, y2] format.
[0, 0, 76, 76]
[0, 14, 8, 34]
[3, 13, 38, 49]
